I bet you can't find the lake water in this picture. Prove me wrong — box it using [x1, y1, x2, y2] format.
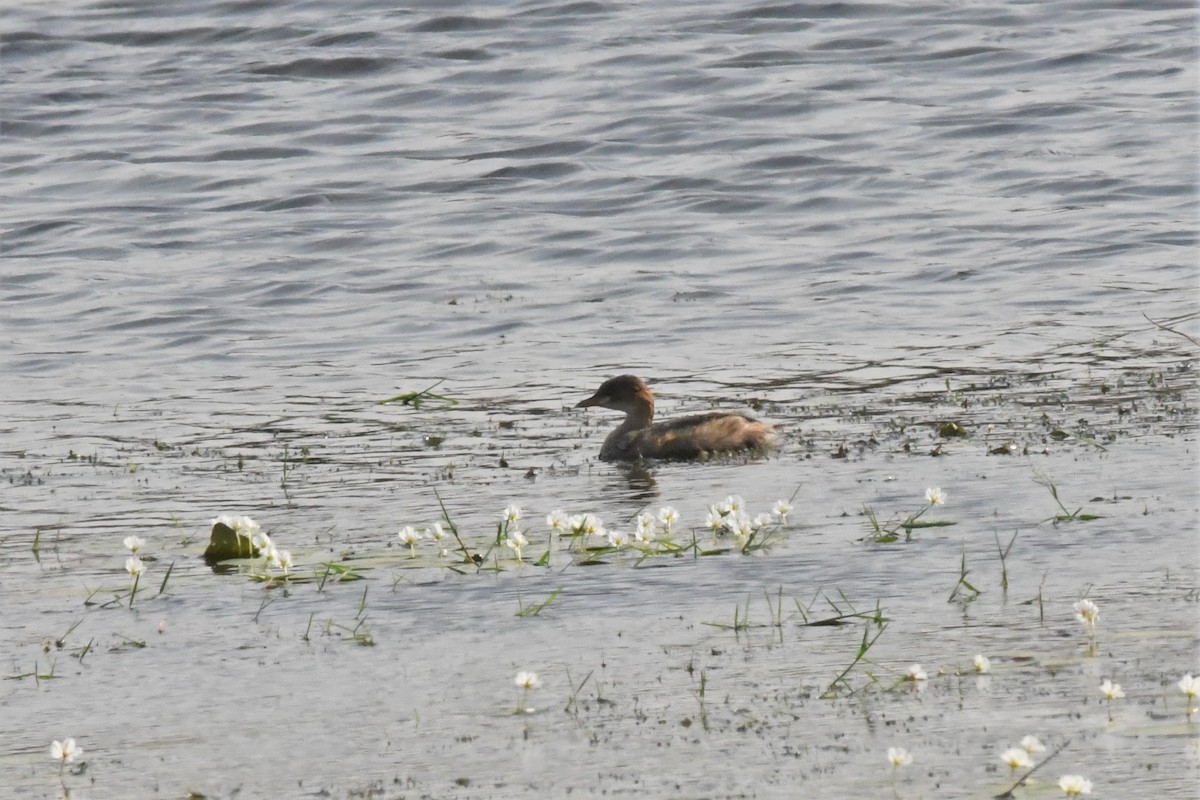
[2, 1, 1198, 798]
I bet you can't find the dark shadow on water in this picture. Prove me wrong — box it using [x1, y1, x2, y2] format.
[608, 461, 659, 504]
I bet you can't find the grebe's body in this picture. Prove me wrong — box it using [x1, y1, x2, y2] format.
[576, 375, 776, 461]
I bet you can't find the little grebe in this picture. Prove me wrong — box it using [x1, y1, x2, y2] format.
[576, 375, 776, 462]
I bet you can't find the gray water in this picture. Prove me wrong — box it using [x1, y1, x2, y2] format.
[2, 1, 1198, 798]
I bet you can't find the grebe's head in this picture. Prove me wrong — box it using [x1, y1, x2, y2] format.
[576, 374, 654, 414]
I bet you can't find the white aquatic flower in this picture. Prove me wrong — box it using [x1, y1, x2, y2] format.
[607, 529, 629, 549]
[545, 509, 569, 532]
[719, 494, 745, 515]
[571, 513, 603, 536]
[1099, 679, 1124, 700]
[1179, 674, 1200, 716]
[886, 746, 912, 767]
[905, 664, 928, 682]
[123, 535, 145, 553]
[657, 506, 680, 531]
[752, 512, 773, 530]
[1057, 774, 1093, 796]
[251, 530, 272, 553]
[925, 487, 947, 506]
[728, 513, 754, 544]
[211, 514, 237, 529]
[428, 522, 446, 543]
[1020, 735, 1046, 755]
[263, 544, 280, 567]
[235, 516, 261, 539]
[515, 671, 540, 690]
[974, 654, 991, 674]
[1073, 599, 1099, 631]
[514, 669, 539, 713]
[634, 514, 656, 544]
[705, 506, 725, 532]
[125, 556, 145, 577]
[506, 529, 529, 558]
[1000, 747, 1032, 770]
[398, 525, 422, 552]
[275, 550, 293, 573]
[772, 498, 792, 520]
[502, 504, 522, 524]
[51, 738, 81, 764]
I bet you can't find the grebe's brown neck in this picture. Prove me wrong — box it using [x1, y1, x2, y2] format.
[576, 374, 655, 430]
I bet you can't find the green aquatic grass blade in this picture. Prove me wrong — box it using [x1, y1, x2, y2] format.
[378, 379, 458, 409]
[516, 588, 563, 617]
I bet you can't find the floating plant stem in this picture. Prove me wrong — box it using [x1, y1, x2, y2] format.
[433, 488, 479, 566]
[315, 562, 365, 585]
[822, 610, 888, 699]
[994, 739, 1071, 799]
[995, 531, 1018, 591]
[73, 639, 94, 664]
[356, 584, 369, 619]
[156, 560, 175, 597]
[693, 668, 710, 732]
[564, 668, 593, 717]
[378, 379, 458, 409]
[766, 586, 785, 636]
[1143, 311, 1200, 347]
[516, 588, 563, 617]
[947, 548, 980, 603]
[1035, 470, 1102, 523]
[797, 590, 880, 627]
[702, 595, 763, 634]
[280, 442, 291, 497]
[56, 618, 84, 648]
[253, 593, 275, 623]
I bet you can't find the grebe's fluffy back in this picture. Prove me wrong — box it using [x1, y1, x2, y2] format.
[575, 375, 776, 462]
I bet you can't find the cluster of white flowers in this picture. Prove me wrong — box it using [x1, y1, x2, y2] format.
[628, 506, 681, 546]
[393, 496, 799, 563]
[998, 735, 1043, 773]
[703, 495, 793, 549]
[122, 534, 147, 599]
[212, 514, 260, 540]
[395, 520, 452, 559]
[1073, 598, 1099, 633]
[994, 737, 1095, 796]
[567, 512, 605, 539]
[212, 515, 291, 573]
[1058, 775, 1093, 796]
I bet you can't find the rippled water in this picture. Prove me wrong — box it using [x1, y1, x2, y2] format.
[2, 1, 1198, 798]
